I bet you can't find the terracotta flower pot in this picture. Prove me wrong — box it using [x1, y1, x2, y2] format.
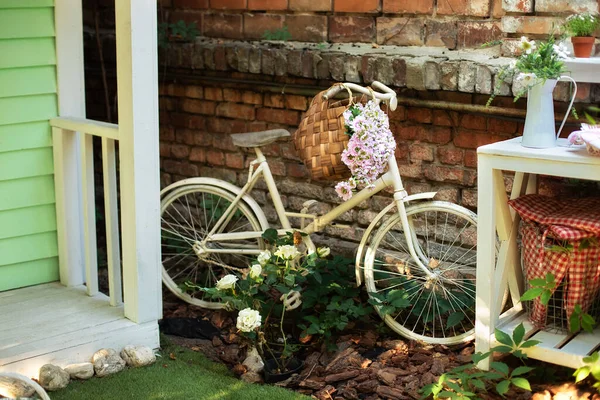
[571, 36, 595, 58]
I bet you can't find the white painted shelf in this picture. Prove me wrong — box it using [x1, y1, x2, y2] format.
[475, 137, 600, 370]
[564, 57, 600, 83]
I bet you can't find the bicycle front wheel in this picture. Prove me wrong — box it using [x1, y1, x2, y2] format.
[161, 184, 265, 309]
[364, 201, 478, 344]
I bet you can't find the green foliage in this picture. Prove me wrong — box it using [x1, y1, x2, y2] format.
[262, 26, 292, 41]
[420, 325, 536, 399]
[574, 352, 600, 392]
[570, 304, 596, 333]
[158, 20, 199, 49]
[564, 13, 600, 37]
[520, 272, 557, 306]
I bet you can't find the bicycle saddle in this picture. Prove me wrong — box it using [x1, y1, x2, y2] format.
[230, 129, 290, 148]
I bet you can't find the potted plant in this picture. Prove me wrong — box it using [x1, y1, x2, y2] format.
[563, 13, 599, 58]
[488, 35, 577, 149]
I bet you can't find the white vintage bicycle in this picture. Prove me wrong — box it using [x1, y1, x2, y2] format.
[160, 81, 480, 345]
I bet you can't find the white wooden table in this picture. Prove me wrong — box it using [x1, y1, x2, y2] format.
[475, 137, 600, 370]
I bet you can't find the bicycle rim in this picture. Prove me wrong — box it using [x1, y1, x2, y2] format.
[161, 184, 263, 309]
[364, 201, 478, 344]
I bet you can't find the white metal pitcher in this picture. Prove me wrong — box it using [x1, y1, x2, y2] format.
[521, 76, 578, 149]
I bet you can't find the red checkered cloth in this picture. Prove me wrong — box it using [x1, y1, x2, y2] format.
[509, 195, 600, 328]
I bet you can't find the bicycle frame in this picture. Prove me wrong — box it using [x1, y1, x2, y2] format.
[202, 146, 437, 278]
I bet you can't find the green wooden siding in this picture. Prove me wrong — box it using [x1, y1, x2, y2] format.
[0, 2, 58, 290]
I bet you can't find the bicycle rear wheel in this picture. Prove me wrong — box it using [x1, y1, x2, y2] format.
[364, 201, 478, 344]
[161, 184, 265, 309]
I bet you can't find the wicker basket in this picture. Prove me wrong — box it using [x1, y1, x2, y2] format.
[293, 89, 354, 181]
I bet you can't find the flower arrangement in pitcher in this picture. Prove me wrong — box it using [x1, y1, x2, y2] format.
[334, 99, 396, 200]
[488, 34, 569, 106]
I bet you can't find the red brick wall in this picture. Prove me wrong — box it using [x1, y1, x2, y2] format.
[162, 0, 600, 50]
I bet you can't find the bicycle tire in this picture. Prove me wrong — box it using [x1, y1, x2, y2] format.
[161, 183, 265, 309]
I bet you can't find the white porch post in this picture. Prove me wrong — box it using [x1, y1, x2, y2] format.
[53, 0, 85, 286]
[115, 0, 162, 323]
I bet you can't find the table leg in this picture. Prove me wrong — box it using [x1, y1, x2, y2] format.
[475, 156, 496, 370]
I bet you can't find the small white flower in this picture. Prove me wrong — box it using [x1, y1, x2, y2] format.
[316, 247, 331, 258]
[257, 250, 271, 266]
[249, 264, 262, 279]
[519, 36, 536, 54]
[215, 274, 238, 291]
[553, 42, 570, 60]
[509, 59, 517, 69]
[517, 72, 538, 85]
[274, 245, 301, 260]
[236, 308, 261, 332]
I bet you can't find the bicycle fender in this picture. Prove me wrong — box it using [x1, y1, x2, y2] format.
[355, 201, 397, 287]
[403, 191, 437, 202]
[160, 177, 270, 231]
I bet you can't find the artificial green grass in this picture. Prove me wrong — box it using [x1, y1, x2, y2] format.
[51, 338, 309, 400]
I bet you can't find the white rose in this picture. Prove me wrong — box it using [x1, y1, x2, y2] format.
[257, 250, 271, 266]
[236, 308, 262, 332]
[215, 274, 238, 291]
[274, 245, 301, 260]
[249, 264, 262, 279]
[317, 247, 331, 258]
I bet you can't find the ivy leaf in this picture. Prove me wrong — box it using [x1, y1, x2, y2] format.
[511, 377, 531, 391]
[520, 287, 544, 301]
[491, 345, 513, 354]
[491, 362, 509, 377]
[446, 312, 465, 329]
[470, 378, 486, 391]
[511, 366, 535, 376]
[540, 289, 552, 306]
[574, 366, 591, 383]
[512, 323, 525, 345]
[520, 339, 541, 348]
[496, 380, 510, 396]
[494, 329, 513, 347]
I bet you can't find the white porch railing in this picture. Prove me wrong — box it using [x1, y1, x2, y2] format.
[50, 117, 122, 307]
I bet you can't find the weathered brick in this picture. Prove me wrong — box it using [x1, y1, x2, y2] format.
[173, 0, 209, 8]
[264, 93, 284, 108]
[454, 129, 508, 149]
[329, 16, 375, 43]
[424, 165, 464, 183]
[190, 147, 207, 162]
[377, 17, 424, 46]
[437, 147, 464, 165]
[458, 61, 476, 93]
[185, 85, 203, 99]
[285, 15, 327, 42]
[334, 0, 379, 12]
[475, 65, 493, 95]
[256, 108, 300, 125]
[535, 0, 598, 13]
[427, 126, 453, 144]
[433, 110, 457, 127]
[383, 0, 433, 13]
[160, 142, 171, 157]
[469, 0, 490, 16]
[204, 87, 224, 101]
[464, 150, 477, 168]
[261, 48, 275, 75]
[203, 13, 243, 39]
[287, 162, 308, 178]
[248, 0, 287, 10]
[202, 47, 215, 70]
[361, 56, 377, 84]
[488, 118, 518, 134]
[344, 56, 361, 83]
[225, 152, 244, 169]
[216, 102, 256, 120]
[242, 91, 263, 105]
[409, 143, 434, 161]
[284, 95, 308, 111]
[214, 47, 227, 71]
[502, 0, 532, 12]
[392, 57, 407, 87]
[424, 61, 441, 91]
[168, 10, 203, 26]
[461, 114, 487, 130]
[457, 21, 502, 49]
[223, 88, 242, 102]
[209, 0, 246, 8]
[426, 20, 457, 49]
[171, 144, 190, 159]
[408, 107, 433, 124]
[180, 99, 217, 115]
[502, 16, 561, 35]
[437, 0, 468, 15]
[329, 54, 346, 81]
[493, 0, 505, 17]
[289, 0, 331, 11]
[248, 47, 261, 74]
[207, 149, 225, 165]
[440, 61, 459, 91]
[244, 14, 284, 40]
[375, 57, 394, 86]
[405, 58, 426, 90]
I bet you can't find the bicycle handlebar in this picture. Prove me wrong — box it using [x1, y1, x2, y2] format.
[323, 81, 398, 111]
